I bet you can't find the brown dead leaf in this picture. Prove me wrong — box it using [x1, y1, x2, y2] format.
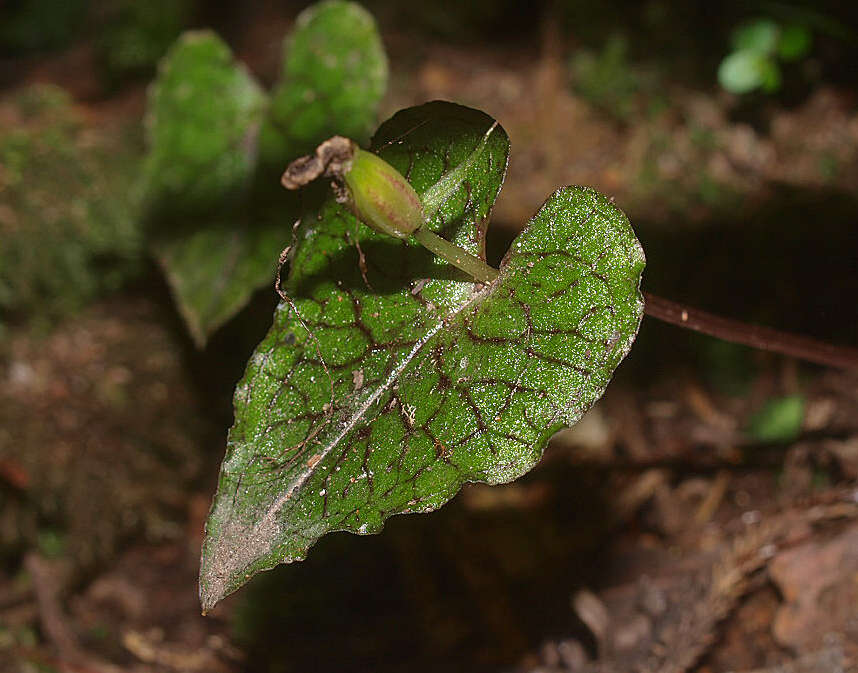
[770, 523, 858, 652]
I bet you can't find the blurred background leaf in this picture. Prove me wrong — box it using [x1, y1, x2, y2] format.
[143, 1, 388, 346]
[96, 0, 194, 84]
[746, 394, 805, 443]
[258, 0, 388, 175]
[142, 31, 265, 220]
[718, 16, 815, 95]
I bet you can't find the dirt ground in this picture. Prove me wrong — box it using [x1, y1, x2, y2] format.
[2, 5, 858, 672]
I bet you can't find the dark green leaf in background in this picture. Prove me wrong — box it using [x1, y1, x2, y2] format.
[732, 18, 780, 55]
[199, 102, 645, 611]
[153, 223, 287, 347]
[746, 395, 805, 443]
[777, 24, 812, 62]
[258, 0, 388, 172]
[143, 31, 265, 219]
[143, 1, 388, 345]
[143, 31, 272, 345]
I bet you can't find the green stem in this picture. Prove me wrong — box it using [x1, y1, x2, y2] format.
[413, 227, 499, 283]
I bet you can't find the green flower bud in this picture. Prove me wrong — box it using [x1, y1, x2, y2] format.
[343, 148, 425, 239]
[280, 136, 499, 283]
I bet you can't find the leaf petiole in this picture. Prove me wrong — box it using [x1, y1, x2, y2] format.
[412, 227, 499, 283]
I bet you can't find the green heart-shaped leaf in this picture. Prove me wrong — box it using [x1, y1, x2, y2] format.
[200, 102, 645, 610]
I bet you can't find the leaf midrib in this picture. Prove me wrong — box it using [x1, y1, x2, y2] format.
[254, 275, 499, 531]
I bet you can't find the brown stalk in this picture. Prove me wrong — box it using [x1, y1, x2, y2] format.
[643, 291, 858, 372]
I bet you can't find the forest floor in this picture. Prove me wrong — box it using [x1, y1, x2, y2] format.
[2, 8, 858, 673]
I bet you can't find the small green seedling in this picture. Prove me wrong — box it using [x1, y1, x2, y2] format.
[718, 18, 812, 95]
